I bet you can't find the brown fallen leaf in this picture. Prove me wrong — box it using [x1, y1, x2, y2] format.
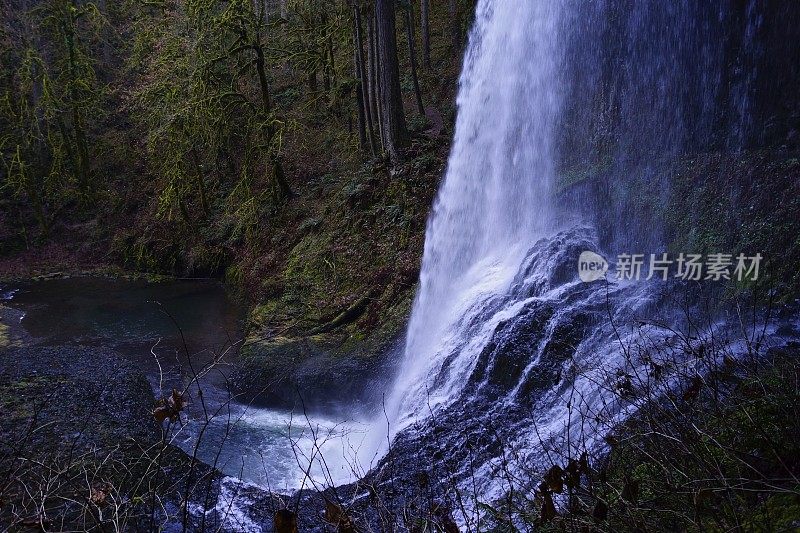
[544, 464, 564, 493]
[90, 481, 113, 506]
[153, 388, 187, 423]
[540, 490, 558, 523]
[325, 500, 356, 533]
[578, 452, 590, 475]
[432, 504, 460, 533]
[274, 509, 298, 533]
[650, 361, 664, 380]
[682, 376, 703, 402]
[723, 354, 737, 369]
[440, 518, 460, 533]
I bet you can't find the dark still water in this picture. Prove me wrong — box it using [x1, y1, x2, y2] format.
[3, 277, 364, 492]
[10, 277, 242, 368]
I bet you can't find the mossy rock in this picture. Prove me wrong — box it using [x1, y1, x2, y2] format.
[230, 329, 398, 414]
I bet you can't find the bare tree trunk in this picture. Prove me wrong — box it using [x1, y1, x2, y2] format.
[189, 146, 209, 215]
[449, 0, 461, 54]
[65, 1, 91, 198]
[420, 0, 431, 68]
[354, 3, 378, 155]
[96, 0, 113, 70]
[375, 0, 408, 162]
[354, 46, 368, 150]
[367, 11, 384, 151]
[405, 2, 424, 116]
[279, 0, 290, 71]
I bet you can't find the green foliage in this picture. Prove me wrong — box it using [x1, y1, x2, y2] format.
[1, 0, 105, 235]
[130, 0, 287, 234]
[276, 0, 348, 98]
[0, 0, 448, 316]
[407, 112, 430, 133]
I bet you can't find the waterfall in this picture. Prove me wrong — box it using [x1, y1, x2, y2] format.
[384, 0, 565, 437]
[343, 0, 781, 502]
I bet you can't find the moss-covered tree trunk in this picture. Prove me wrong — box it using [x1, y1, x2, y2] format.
[353, 3, 378, 155]
[254, 42, 292, 199]
[366, 10, 384, 151]
[64, 0, 92, 199]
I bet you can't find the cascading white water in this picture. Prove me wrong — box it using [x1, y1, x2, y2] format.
[172, 2, 800, 529]
[382, 0, 566, 440]
[354, 1, 777, 497]
[190, 1, 800, 526]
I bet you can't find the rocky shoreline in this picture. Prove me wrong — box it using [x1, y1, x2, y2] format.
[0, 282, 393, 532]
[0, 296, 228, 530]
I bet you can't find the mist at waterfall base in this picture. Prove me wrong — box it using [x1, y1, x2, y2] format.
[194, 0, 800, 497]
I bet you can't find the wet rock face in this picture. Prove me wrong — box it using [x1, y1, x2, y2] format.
[230, 334, 398, 415]
[468, 300, 554, 391]
[361, 231, 598, 492]
[510, 228, 601, 297]
[357, 227, 654, 509]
